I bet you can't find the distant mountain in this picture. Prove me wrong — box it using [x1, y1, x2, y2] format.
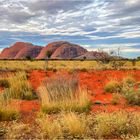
[0, 41, 113, 60]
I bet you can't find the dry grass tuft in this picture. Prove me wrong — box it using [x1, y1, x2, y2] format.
[38, 75, 91, 113]
[2, 72, 37, 100]
[104, 80, 122, 93]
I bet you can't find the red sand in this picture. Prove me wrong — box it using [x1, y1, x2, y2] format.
[29, 70, 54, 90]
[19, 100, 40, 123]
[0, 87, 4, 92]
[79, 70, 140, 112]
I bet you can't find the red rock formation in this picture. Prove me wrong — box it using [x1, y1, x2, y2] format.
[36, 41, 70, 59]
[14, 46, 42, 59]
[75, 51, 111, 60]
[51, 42, 87, 59]
[0, 41, 113, 60]
[0, 42, 30, 59]
[0, 42, 42, 59]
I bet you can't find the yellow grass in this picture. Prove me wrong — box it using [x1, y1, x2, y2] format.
[0, 60, 140, 70]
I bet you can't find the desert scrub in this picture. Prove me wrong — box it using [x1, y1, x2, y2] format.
[0, 95, 20, 121]
[104, 80, 122, 93]
[122, 87, 140, 106]
[37, 114, 63, 139]
[122, 76, 136, 87]
[121, 76, 140, 106]
[38, 75, 91, 114]
[2, 72, 37, 100]
[111, 93, 122, 105]
[37, 111, 140, 139]
[4, 122, 31, 139]
[93, 111, 140, 139]
[62, 112, 87, 138]
[37, 112, 88, 139]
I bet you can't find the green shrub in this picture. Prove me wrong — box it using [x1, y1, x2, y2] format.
[123, 76, 136, 87]
[122, 87, 140, 106]
[104, 80, 122, 93]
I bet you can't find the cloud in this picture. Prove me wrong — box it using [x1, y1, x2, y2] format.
[27, 0, 92, 14]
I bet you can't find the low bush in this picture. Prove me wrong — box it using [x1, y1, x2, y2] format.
[122, 87, 140, 106]
[111, 93, 122, 105]
[120, 76, 140, 106]
[122, 76, 136, 87]
[104, 80, 122, 93]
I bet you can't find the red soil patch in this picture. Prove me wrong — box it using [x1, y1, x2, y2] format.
[29, 70, 54, 90]
[29, 70, 47, 90]
[79, 70, 140, 112]
[0, 87, 4, 92]
[19, 100, 40, 123]
[10, 100, 40, 123]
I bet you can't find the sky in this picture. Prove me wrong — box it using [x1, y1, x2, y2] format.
[0, 0, 140, 58]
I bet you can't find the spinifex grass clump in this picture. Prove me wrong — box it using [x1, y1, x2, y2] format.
[0, 95, 20, 121]
[38, 74, 91, 114]
[93, 111, 140, 138]
[104, 80, 122, 93]
[122, 86, 140, 106]
[2, 72, 37, 100]
[37, 111, 140, 139]
[37, 112, 88, 139]
[105, 76, 140, 106]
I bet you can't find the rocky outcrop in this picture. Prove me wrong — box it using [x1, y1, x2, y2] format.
[14, 46, 42, 59]
[51, 42, 87, 59]
[36, 41, 80, 59]
[0, 41, 113, 60]
[0, 42, 42, 59]
[75, 51, 110, 60]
